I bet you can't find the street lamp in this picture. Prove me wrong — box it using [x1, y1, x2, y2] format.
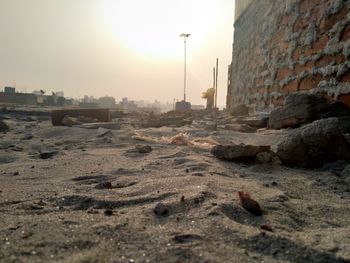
[180, 33, 191, 102]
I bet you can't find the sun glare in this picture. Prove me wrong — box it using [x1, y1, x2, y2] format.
[102, 0, 219, 60]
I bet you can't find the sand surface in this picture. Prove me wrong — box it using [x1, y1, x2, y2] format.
[1, 110, 350, 263]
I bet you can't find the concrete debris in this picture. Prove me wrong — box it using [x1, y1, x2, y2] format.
[211, 144, 271, 161]
[268, 93, 350, 129]
[78, 122, 121, 130]
[52, 108, 111, 126]
[96, 127, 112, 137]
[235, 116, 269, 128]
[277, 118, 350, 167]
[62, 116, 81, 127]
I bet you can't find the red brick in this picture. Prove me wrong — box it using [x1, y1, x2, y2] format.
[294, 64, 304, 75]
[293, 17, 308, 32]
[282, 79, 299, 93]
[281, 15, 291, 26]
[320, 7, 348, 33]
[299, 74, 323, 90]
[276, 68, 293, 81]
[338, 94, 350, 108]
[299, 0, 320, 13]
[341, 24, 350, 41]
[304, 35, 329, 56]
[293, 48, 301, 61]
[341, 71, 350, 82]
[304, 60, 315, 72]
[315, 54, 345, 67]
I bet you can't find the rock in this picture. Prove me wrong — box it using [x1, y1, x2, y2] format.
[260, 225, 273, 232]
[0, 120, 9, 132]
[277, 118, 350, 167]
[94, 182, 113, 189]
[211, 144, 271, 161]
[341, 165, 350, 179]
[231, 104, 249, 116]
[135, 145, 153, 153]
[39, 151, 59, 159]
[238, 191, 263, 216]
[235, 116, 269, 128]
[225, 124, 257, 133]
[62, 116, 81, 126]
[96, 127, 112, 137]
[268, 93, 350, 129]
[104, 209, 113, 216]
[256, 152, 272, 163]
[153, 202, 169, 217]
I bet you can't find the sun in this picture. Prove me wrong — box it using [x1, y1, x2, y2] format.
[101, 0, 218, 60]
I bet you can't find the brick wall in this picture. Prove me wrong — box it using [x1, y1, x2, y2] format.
[227, 0, 350, 111]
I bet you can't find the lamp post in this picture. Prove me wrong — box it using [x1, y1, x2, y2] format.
[180, 33, 191, 102]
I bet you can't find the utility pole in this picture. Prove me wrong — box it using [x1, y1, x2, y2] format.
[180, 33, 191, 102]
[215, 58, 219, 109]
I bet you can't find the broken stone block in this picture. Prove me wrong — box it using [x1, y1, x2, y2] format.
[52, 108, 111, 126]
[277, 118, 350, 167]
[62, 116, 81, 126]
[96, 127, 112, 137]
[235, 116, 269, 128]
[211, 144, 271, 161]
[268, 93, 350, 129]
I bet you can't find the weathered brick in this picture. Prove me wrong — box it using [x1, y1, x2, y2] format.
[299, 0, 320, 13]
[304, 35, 329, 56]
[299, 74, 323, 90]
[338, 94, 350, 107]
[281, 15, 291, 26]
[276, 68, 293, 81]
[293, 48, 302, 61]
[294, 64, 304, 75]
[293, 17, 308, 32]
[315, 54, 345, 67]
[282, 79, 299, 93]
[341, 71, 350, 82]
[341, 24, 350, 41]
[320, 7, 348, 33]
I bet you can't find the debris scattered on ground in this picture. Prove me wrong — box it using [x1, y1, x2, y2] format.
[104, 209, 113, 216]
[268, 93, 350, 129]
[211, 144, 271, 161]
[277, 118, 350, 167]
[96, 127, 112, 137]
[224, 124, 257, 133]
[238, 191, 263, 216]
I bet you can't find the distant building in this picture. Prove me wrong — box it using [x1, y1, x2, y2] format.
[175, 100, 191, 110]
[0, 91, 37, 105]
[4, 86, 15, 93]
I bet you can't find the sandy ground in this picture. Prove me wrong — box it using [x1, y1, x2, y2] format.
[1, 110, 350, 263]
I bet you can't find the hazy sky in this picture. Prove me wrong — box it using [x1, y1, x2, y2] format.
[0, 0, 234, 105]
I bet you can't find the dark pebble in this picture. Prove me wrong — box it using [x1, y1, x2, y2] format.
[104, 209, 113, 216]
[153, 203, 169, 217]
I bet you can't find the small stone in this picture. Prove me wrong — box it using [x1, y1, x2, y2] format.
[153, 202, 169, 217]
[39, 151, 58, 159]
[94, 182, 113, 189]
[271, 181, 278, 186]
[135, 145, 153, 154]
[180, 196, 185, 202]
[104, 209, 113, 216]
[13, 172, 19, 176]
[260, 224, 273, 232]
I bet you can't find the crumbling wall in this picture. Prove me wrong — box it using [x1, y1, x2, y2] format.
[227, 0, 350, 111]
